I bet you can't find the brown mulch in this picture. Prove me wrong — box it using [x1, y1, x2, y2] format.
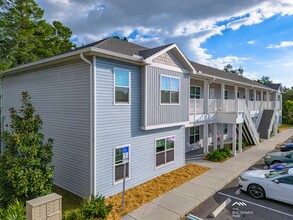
[105, 164, 209, 220]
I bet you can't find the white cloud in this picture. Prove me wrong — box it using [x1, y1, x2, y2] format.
[267, 41, 293, 49]
[247, 40, 256, 45]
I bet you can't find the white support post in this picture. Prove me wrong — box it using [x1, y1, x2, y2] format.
[245, 88, 249, 106]
[253, 89, 256, 110]
[220, 123, 224, 149]
[203, 124, 209, 154]
[238, 123, 243, 153]
[266, 91, 269, 108]
[261, 90, 264, 106]
[234, 86, 238, 111]
[221, 83, 225, 111]
[213, 124, 217, 150]
[204, 80, 209, 113]
[232, 123, 237, 156]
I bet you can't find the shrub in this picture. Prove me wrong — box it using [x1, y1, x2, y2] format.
[63, 194, 112, 220]
[236, 140, 248, 151]
[205, 147, 232, 162]
[0, 200, 26, 220]
[0, 92, 54, 207]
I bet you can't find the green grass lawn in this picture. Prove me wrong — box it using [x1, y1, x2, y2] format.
[54, 185, 83, 212]
[279, 124, 293, 131]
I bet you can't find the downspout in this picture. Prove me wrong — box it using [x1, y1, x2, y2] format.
[80, 53, 95, 197]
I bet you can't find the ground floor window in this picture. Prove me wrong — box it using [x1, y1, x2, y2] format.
[190, 126, 200, 144]
[114, 145, 129, 182]
[156, 136, 175, 167]
[223, 124, 228, 134]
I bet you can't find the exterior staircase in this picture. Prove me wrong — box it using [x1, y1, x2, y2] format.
[258, 110, 274, 139]
[242, 103, 260, 145]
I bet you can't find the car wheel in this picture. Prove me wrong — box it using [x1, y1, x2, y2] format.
[248, 184, 265, 199]
[271, 160, 282, 165]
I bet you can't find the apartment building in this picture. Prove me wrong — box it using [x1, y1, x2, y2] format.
[0, 38, 282, 198]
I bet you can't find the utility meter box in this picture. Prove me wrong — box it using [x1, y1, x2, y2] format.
[26, 193, 62, 220]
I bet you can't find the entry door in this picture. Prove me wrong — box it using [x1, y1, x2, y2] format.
[210, 88, 215, 99]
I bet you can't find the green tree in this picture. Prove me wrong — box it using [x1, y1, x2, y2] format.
[113, 35, 128, 42]
[0, 0, 75, 71]
[0, 92, 54, 207]
[283, 89, 293, 124]
[257, 76, 272, 85]
[223, 64, 244, 76]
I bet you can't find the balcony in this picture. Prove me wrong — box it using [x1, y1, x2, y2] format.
[189, 99, 281, 115]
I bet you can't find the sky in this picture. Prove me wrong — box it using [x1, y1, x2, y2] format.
[36, 0, 293, 87]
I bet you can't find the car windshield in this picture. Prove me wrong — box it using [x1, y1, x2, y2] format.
[265, 170, 288, 178]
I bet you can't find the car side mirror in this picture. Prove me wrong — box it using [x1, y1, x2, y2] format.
[273, 179, 279, 184]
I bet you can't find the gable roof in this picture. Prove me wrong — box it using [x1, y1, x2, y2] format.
[0, 37, 279, 91]
[190, 61, 273, 90]
[265, 83, 282, 90]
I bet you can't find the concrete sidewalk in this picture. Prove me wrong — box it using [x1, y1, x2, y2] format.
[122, 128, 293, 220]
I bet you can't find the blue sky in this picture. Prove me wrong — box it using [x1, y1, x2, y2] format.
[37, 0, 293, 87]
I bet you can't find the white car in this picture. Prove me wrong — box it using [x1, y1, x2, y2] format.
[239, 168, 293, 205]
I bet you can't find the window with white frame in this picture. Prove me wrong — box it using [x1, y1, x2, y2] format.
[190, 126, 200, 144]
[161, 76, 180, 104]
[223, 124, 228, 134]
[224, 90, 229, 99]
[250, 93, 254, 101]
[237, 91, 240, 98]
[114, 145, 129, 182]
[114, 69, 130, 104]
[156, 136, 175, 167]
[190, 86, 201, 99]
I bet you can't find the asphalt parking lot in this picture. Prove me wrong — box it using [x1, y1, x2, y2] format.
[187, 159, 293, 220]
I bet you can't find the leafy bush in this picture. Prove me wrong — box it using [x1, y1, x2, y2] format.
[63, 194, 112, 220]
[236, 140, 248, 150]
[0, 200, 25, 220]
[0, 92, 54, 207]
[205, 147, 232, 162]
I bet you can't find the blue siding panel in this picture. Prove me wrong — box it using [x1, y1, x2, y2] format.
[95, 58, 185, 197]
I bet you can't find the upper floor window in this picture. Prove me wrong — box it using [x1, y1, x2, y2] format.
[223, 124, 228, 134]
[224, 90, 229, 99]
[190, 86, 201, 99]
[161, 75, 180, 104]
[250, 93, 254, 101]
[114, 69, 130, 104]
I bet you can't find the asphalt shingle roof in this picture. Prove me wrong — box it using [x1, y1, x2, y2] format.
[190, 61, 272, 90]
[265, 83, 281, 90]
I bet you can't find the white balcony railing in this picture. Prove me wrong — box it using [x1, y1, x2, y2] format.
[189, 99, 280, 114]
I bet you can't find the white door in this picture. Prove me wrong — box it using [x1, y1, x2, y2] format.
[210, 88, 215, 99]
[268, 176, 293, 204]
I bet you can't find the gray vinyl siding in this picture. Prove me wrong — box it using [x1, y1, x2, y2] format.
[2, 61, 91, 198]
[144, 66, 189, 127]
[95, 58, 185, 197]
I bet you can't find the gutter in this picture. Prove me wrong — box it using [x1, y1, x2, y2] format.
[0, 47, 146, 77]
[80, 53, 95, 198]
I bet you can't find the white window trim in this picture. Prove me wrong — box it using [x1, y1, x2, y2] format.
[160, 74, 180, 105]
[223, 124, 228, 134]
[113, 144, 131, 185]
[155, 135, 175, 169]
[113, 67, 131, 105]
[190, 86, 201, 99]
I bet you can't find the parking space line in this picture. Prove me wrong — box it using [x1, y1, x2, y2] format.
[218, 192, 293, 218]
[234, 189, 241, 195]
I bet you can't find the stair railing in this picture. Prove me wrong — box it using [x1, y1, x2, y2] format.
[256, 102, 264, 129]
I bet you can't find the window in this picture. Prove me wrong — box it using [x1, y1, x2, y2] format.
[190, 86, 201, 99]
[114, 145, 129, 182]
[161, 76, 180, 104]
[277, 176, 293, 185]
[223, 124, 228, 134]
[190, 126, 200, 144]
[224, 90, 229, 99]
[156, 136, 175, 167]
[114, 69, 130, 104]
[237, 91, 240, 98]
[250, 93, 254, 101]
